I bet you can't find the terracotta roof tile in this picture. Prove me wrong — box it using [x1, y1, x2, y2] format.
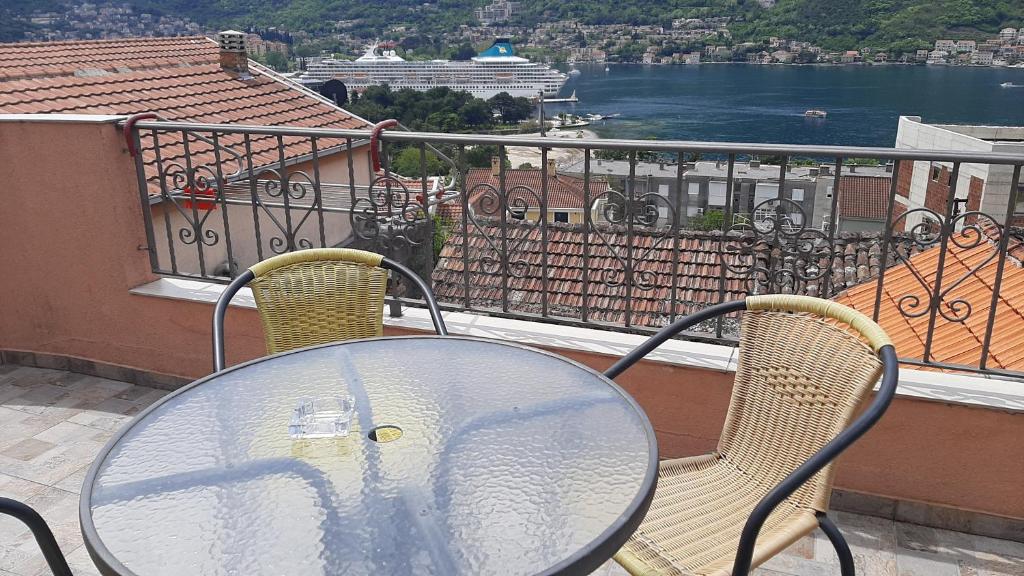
[432, 219, 888, 331]
[0, 36, 371, 192]
[835, 229, 1024, 372]
[838, 175, 893, 221]
[465, 168, 608, 211]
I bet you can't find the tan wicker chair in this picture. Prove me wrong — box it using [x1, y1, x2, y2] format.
[212, 248, 447, 371]
[604, 295, 898, 576]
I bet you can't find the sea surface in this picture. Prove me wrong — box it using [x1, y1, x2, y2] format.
[548, 63, 1024, 147]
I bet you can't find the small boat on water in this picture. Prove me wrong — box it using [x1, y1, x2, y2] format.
[804, 109, 828, 118]
[604, 66, 610, 72]
[569, 68, 582, 77]
[1001, 82, 1021, 88]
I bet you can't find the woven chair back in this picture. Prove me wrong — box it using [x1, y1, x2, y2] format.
[249, 258, 388, 354]
[720, 310, 883, 512]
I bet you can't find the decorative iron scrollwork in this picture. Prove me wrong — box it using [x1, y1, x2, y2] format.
[351, 175, 428, 256]
[887, 208, 1004, 324]
[720, 198, 831, 295]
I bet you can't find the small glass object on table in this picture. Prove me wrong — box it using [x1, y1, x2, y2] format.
[288, 395, 356, 439]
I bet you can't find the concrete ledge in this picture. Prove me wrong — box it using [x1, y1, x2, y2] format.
[131, 277, 1024, 413]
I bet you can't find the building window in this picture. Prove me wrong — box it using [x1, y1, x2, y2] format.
[825, 185, 833, 198]
[511, 208, 526, 220]
[791, 188, 804, 202]
[708, 181, 727, 206]
[687, 182, 700, 196]
[658, 184, 670, 197]
[554, 211, 569, 223]
[931, 165, 942, 181]
[754, 183, 778, 206]
[686, 205, 701, 217]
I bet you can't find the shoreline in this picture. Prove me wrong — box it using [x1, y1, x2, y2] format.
[555, 61, 1024, 69]
[504, 128, 600, 169]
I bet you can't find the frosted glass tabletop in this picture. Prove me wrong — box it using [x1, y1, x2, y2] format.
[81, 336, 657, 576]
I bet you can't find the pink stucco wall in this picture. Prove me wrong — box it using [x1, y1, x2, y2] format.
[1, 117, 1021, 523]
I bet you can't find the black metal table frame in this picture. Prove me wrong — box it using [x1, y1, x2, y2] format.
[80, 335, 659, 576]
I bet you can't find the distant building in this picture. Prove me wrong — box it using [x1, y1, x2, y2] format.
[874, 53, 888, 62]
[560, 159, 820, 231]
[895, 116, 1024, 230]
[934, 39, 957, 52]
[927, 50, 948, 64]
[1000, 28, 1018, 42]
[475, 0, 521, 24]
[956, 40, 976, 53]
[915, 49, 930, 62]
[971, 51, 993, 65]
[464, 158, 608, 225]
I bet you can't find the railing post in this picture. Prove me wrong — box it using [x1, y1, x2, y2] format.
[130, 127, 160, 274]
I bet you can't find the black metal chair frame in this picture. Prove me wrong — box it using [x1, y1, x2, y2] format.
[212, 255, 448, 372]
[0, 497, 73, 576]
[604, 299, 899, 576]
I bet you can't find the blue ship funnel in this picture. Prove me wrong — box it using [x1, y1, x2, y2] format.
[478, 39, 516, 58]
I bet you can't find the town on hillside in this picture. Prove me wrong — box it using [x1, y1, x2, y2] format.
[8, 0, 1024, 68]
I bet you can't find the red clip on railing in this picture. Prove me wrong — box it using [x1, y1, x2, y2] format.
[370, 119, 399, 173]
[123, 112, 160, 157]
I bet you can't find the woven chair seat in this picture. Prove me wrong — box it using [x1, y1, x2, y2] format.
[615, 453, 819, 576]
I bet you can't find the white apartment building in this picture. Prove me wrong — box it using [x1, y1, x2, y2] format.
[895, 116, 1024, 230]
[934, 39, 956, 52]
[956, 40, 977, 52]
[971, 51, 994, 65]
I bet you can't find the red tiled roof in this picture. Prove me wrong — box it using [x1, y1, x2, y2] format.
[836, 229, 1024, 371]
[0, 36, 370, 188]
[838, 175, 894, 221]
[432, 220, 888, 329]
[465, 168, 608, 211]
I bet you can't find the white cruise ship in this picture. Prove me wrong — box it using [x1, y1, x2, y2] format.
[298, 39, 568, 99]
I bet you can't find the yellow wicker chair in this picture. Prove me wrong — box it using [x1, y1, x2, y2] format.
[212, 248, 448, 371]
[604, 295, 898, 576]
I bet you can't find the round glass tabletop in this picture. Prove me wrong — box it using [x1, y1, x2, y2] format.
[81, 336, 657, 576]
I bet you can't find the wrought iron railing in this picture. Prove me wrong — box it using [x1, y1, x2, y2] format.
[124, 119, 1024, 378]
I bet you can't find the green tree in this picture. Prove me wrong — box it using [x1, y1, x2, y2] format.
[487, 92, 534, 124]
[465, 145, 509, 169]
[690, 209, 725, 231]
[263, 50, 289, 71]
[390, 147, 448, 178]
[459, 99, 492, 127]
[453, 42, 476, 60]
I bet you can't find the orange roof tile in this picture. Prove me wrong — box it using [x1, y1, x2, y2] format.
[465, 168, 608, 211]
[0, 36, 371, 190]
[835, 229, 1024, 371]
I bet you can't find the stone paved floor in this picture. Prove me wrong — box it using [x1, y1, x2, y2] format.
[1, 365, 1022, 576]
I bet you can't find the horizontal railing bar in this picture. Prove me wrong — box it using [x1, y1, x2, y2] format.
[124, 120, 1024, 165]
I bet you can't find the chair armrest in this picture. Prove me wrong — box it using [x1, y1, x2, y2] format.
[729, 345, 899, 576]
[603, 300, 747, 379]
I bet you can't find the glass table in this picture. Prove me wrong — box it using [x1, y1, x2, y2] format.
[81, 336, 658, 576]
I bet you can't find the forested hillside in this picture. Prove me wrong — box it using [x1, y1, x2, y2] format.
[4, 0, 1023, 52]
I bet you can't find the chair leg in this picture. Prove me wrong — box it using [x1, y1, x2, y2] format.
[0, 497, 73, 576]
[817, 512, 855, 576]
